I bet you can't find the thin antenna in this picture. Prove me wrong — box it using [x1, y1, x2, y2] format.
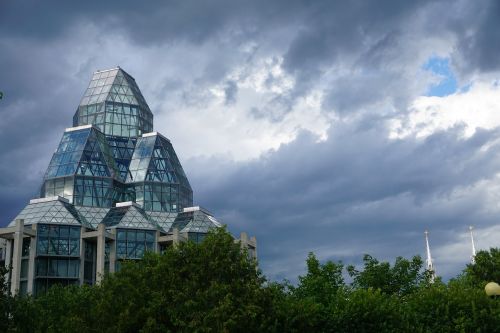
[469, 226, 477, 264]
[424, 230, 435, 282]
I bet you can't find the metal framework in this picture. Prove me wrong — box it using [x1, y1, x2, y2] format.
[0, 68, 257, 296]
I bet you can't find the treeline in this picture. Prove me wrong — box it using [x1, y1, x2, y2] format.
[2, 228, 500, 332]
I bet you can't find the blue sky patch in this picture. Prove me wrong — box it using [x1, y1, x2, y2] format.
[423, 57, 458, 97]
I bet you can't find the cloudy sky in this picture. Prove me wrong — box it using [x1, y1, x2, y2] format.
[2, 0, 500, 281]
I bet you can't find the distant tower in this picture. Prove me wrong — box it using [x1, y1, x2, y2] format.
[469, 226, 477, 265]
[424, 230, 435, 282]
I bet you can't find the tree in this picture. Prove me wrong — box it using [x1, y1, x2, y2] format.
[92, 227, 280, 332]
[0, 265, 12, 332]
[11, 285, 99, 333]
[293, 253, 344, 304]
[281, 253, 345, 332]
[7, 241, 500, 332]
[347, 254, 431, 296]
[464, 248, 500, 287]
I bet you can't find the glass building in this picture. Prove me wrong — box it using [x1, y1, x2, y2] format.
[0, 68, 256, 296]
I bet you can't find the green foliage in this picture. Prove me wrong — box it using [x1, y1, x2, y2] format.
[8, 227, 280, 333]
[93, 227, 278, 332]
[0, 265, 12, 332]
[5, 235, 500, 332]
[330, 289, 404, 333]
[347, 254, 431, 296]
[293, 253, 344, 303]
[402, 278, 500, 332]
[464, 248, 500, 287]
[11, 285, 99, 333]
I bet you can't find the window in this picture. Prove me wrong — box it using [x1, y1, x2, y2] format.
[115, 229, 155, 260]
[37, 224, 81, 256]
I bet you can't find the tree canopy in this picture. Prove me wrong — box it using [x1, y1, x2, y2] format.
[2, 230, 500, 332]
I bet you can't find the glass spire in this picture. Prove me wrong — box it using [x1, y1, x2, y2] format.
[40, 67, 192, 214]
[73, 67, 153, 138]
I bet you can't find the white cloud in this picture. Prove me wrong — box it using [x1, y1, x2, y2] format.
[390, 81, 500, 139]
[155, 55, 331, 160]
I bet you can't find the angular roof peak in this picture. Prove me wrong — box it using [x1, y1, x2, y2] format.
[73, 67, 153, 138]
[10, 197, 92, 228]
[102, 204, 162, 230]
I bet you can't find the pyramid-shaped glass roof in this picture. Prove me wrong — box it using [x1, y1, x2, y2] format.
[127, 133, 191, 190]
[102, 202, 161, 230]
[10, 197, 93, 229]
[171, 207, 222, 233]
[43, 126, 120, 181]
[73, 67, 153, 138]
[44, 126, 90, 179]
[75, 206, 111, 229]
[147, 211, 179, 231]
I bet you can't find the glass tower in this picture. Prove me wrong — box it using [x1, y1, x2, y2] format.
[41, 67, 193, 213]
[1, 68, 256, 296]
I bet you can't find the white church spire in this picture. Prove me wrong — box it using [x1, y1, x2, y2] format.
[424, 230, 435, 282]
[469, 226, 477, 265]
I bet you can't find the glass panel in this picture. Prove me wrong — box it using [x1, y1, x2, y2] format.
[22, 238, 31, 257]
[68, 260, 79, 278]
[49, 239, 58, 255]
[117, 230, 126, 240]
[36, 258, 47, 276]
[126, 230, 136, 241]
[49, 259, 57, 276]
[58, 259, 68, 277]
[20, 259, 29, 279]
[38, 225, 49, 236]
[136, 243, 144, 257]
[70, 227, 80, 239]
[59, 226, 69, 238]
[127, 242, 136, 257]
[117, 243, 127, 259]
[145, 231, 155, 242]
[49, 225, 59, 237]
[36, 224, 81, 257]
[70, 239, 80, 256]
[37, 237, 48, 255]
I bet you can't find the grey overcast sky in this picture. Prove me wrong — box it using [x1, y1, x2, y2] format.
[2, 0, 500, 281]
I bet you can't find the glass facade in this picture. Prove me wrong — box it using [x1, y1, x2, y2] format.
[35, 224, 81, 295]
[41, 126, 122, 208]
[101, 204, 159, 229]
[187, 232, 206, 243]
[128, 135, 193, 212]
[36, 224, 81, 256]
[116, 229, 155, 260]
[3, 67, 240, 297]
[83, 241, 96, 285]
[171, 210, 222, 235]
[44, 129, 89, 179]
[41, 67, 192, 214]
[73, 68, 153, 138]
[106, 136, 136, 181]
[19, 238, 31, 296]
[14, 198, 93, 229]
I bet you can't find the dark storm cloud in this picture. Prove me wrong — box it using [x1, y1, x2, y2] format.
[1, 0, 498, 115]
[452, 1, 500, 74]
[188, 121, 500, 279]
[0, 37, 92, 226]
[2, 0, 498, 74]
[0, 0, 290, 44]
[2, 0, 500, 281]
